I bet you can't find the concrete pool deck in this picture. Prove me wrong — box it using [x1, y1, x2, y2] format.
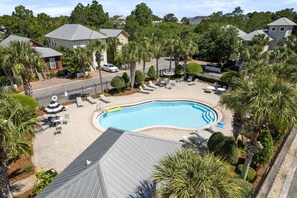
[32, 81, 233, 173]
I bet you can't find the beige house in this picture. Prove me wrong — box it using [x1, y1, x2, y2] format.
[99, 29, 129, 52]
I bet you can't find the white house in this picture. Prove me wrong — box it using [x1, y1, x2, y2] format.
[189, 16, 209, 25]
[45, 24, 108, 70]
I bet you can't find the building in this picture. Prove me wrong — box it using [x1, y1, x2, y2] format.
[99, 29, 129, 52]
[37, 128, 181, 198]
[117, 16, 126, 25]
[0, 34, 62, 74]
[45, 24, 108, 70]
[189, 16, 209, 25]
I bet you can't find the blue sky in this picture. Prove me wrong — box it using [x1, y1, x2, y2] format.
[0, 0, 296, 18]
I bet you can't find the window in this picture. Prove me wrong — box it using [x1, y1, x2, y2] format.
[271, 27, 276, 31]
[119, 39, 124, 45]
[280, 27, 285, 32]
[49, 58, 57, 69]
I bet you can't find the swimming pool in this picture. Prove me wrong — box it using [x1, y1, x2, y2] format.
[98, 100, 217, 131]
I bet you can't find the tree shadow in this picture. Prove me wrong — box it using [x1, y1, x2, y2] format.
[9, 168, 23, 179]
[129, 180, 156, 198]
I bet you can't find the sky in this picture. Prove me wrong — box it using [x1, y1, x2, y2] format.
[0, 0, 296, 18]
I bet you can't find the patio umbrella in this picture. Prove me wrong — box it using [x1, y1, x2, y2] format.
[44, 95, 65, 115]
[163, 71, 175, 79]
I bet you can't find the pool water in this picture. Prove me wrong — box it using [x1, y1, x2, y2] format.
[98, 101, 217, 131]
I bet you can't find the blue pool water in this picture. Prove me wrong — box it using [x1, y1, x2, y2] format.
[98, 101, 217, 131]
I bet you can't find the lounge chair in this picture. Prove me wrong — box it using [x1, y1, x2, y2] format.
[148, 81, 158, 89]
[63, 114, 70, 124]
[156, 78, 165, 87]
[87, 96, 96, 104]
[142, 84, 154, 91]
[176, 76, 184, 82]
[139, 86, 150, 94]
[187, 76, 193, 82]
[165, 83, 172, 89]
[100, 94, 111, 103]
[188, 79, 198, 86]
[76, 97, 83, 107]
[209, 123, 221, 132]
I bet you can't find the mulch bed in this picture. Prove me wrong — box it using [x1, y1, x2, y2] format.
[8, 155, 35, 185]
[15, 189, 33, 198]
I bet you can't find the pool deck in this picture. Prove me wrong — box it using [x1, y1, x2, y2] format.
[32, 81, 233, 173]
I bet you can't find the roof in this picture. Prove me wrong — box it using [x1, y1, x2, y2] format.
[241, 29, 273, 41]
[34, 47, 62, 58]
[191, 16, 209, 19]
[268, 17, 297, 26]
[99, 29, 129, 38]
[37, 128, 181, 198]
[225, 25, 247, 39]
[0, 34, 31, 47]
[45, 24, 108, 41]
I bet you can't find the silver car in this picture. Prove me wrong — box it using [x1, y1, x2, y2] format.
[101, 64, 119, 72]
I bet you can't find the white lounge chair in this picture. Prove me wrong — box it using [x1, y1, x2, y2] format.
[176, 76, 184, 82]
[187, 76, 193, 82]
[76, 97, 83, 107]
[188, 79, 198, 86]
[143, 84, 154, 91]
[87, 96, 96, 104]
[209, 123, 221, 132]
[63, 114, 70, 124]
[100, 94, 111, 103]
[165, 83, 172, 89]
[139, 86, 150, 94]
[148, 81, 158, 89]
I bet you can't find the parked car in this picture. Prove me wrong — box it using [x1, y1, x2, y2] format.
[101, 63, 119, 72]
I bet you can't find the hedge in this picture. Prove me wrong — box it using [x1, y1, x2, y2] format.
[174, 64, 185, 76]
[232, 178, 253, 198]
[207, 132, 225, 153]
[135, 70, 145, 85]
[122, 72, 130, 85]
[237, 164, 257, 183]
[220, 71, 241, 85]
[187, 63, 203, 75]
[253, 130, 273, 166]
[147, 65, 157, 79]
[216, 136, 239, 165]
[12, 94, 38, 111]
[111, 76, 125, 91]
[196, 74, 220, 83]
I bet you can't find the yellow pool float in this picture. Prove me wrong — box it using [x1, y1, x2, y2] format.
[106, 106, 122, 112]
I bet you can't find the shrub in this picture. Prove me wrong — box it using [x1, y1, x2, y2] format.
[220, 71, 241, 85]
[122, 72, 130, 85]
[174, 64, 185, 76]
[110, 76, 125, 92]
[187, 63, 203, 75]
[147, 65, 157, 79]
[57, 69, 68, 77]
[46, 72, 57, 78]
[232, 178, 253, 198]
[207, 132, 225, 153]
[0, 76, 8, 86]
[216, 136, 238, 165]
[13, 76, 22, 86]
[253, 130, 273, 166]
[135, 70, 145, 85]
[237, 164, 257, 183]
[12, 94, 38, 111]
[32, 171, 56, 196]
[196, 74, 220, 83]
[23, 165, 33, 173]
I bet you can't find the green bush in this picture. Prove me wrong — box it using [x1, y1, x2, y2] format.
[32, 171, 56, 196]
[196, 74, 220, 83]
[46, 72, 57, 78]
[13, 76, 22, 86]
[12, 94, 38, 111]
[0, 76, 8, 86]
[122, 72, 130, 85]
[220, 71, 241, 85]
[111, 76, 125, 91]
[29, 73, 36, 81]
[237, 164, 257, 183]
[23, 165, 33, 173]
[232, 178, 253, 198]
[147, 65, 157, 79]
[174, 64, 185, 76]
[135, 70, 145, 85]
[187, 63, 203, 75]
[207, 132, 225, 153]
[216, 136, 239, 164]
[57, 69, 68, 77]
[253, 130, 273, 166]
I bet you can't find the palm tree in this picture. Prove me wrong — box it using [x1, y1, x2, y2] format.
[74, 46, 92, 75]
[122, 41, 141, 89]
[139, 37, 153, 73]
[180, 39, 198, 78]
[220, 74, 297, 180]
[151, 42, 163, 78]
[7, 41, 43, 96]
[88, 39, 106, 93]
[165, 38, 176, 71]
[154, 149, 243, 198]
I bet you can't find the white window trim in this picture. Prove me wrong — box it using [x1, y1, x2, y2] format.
[49, 58, 57, 69]
[271, 27, 276, 32]
[280, 27, 286, 32]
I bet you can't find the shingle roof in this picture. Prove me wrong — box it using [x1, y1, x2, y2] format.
[34, 47, 62, 58]
[225, 25, 247, 39]
[241, 29, 273, 41]
[37, 128, 181, 198]
[0, 34, 31, 47]
[268, 17, 297, 26]
[99, 29, 129, 38]
[45, 24, 107, 41]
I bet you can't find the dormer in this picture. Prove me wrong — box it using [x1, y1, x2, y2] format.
[267, 17, 296, 41]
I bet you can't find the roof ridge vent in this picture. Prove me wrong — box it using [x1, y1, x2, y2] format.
[86, 160, 92, 166]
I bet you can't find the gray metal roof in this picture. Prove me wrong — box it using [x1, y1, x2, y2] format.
[0, 34, 31, 47]
[34, 47, 62, 58]
[45, 24, 108, 41]
[37, 128, 181, 198]
[225, 25, 247, 39]
[241, 29, 273, 41]
[268, 17, 297, 26]
[99, 29, 129, 38]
